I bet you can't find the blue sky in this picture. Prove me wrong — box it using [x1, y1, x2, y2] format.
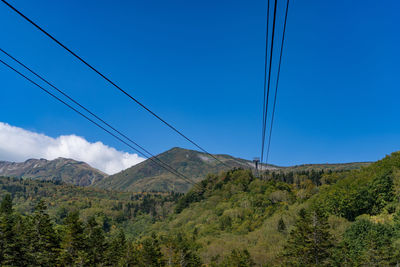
[1, 0, 399, 166]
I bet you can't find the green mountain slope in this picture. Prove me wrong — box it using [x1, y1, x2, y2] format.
[0, 158, 107, 186]
[94, 147, 258, 192]
[95, 147, 369, 193]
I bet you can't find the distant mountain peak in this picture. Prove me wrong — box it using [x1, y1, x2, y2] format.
[0, 158, 107, 186]
[94, 147, 254, 193]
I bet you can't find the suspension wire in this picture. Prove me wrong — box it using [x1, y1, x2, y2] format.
[0, 48, 196, 187]
[261, 0, 270, 172]
[265, 0, 290, 167]
[260, 0, 278, 165]
[1, 0, 230, 168]
[0, 58, 201, 189]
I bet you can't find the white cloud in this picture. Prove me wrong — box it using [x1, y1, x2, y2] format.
[0, 122, 145, 174]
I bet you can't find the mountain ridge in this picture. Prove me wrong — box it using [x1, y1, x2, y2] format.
[93, 147, 370, 192]
[0, 148, 371, 192]
[0, 157, 107, 186]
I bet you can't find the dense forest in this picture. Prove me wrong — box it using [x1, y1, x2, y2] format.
[2, 152, 400, 266]
[0, 176, 184, 238]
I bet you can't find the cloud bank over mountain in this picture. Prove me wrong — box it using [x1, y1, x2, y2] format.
[0, 122, 145, 174]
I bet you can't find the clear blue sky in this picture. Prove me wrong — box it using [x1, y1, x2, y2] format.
[1, 0, 399, 166]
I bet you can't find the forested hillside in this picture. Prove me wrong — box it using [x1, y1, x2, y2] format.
[0, 176, 180, 238]
[0, 152, 399, 266]
[151, 152, 400, 265]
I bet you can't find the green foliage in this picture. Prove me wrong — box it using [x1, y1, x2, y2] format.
[283, 208, 335, 266]
[105, 229, 127, 266]
[277, 217, 286, 232]
[29, 200, 60, 266]
[218, 249, 255, 267]
[0, 197, 201, 266]
[139, 233, 166, 266]
[314, 167, 395, 221]
[0, 176, 180, 238]
[0, 152, 399, 266]
[175, 186, 205, 213]
[0, 194, 12, 214]
[332, 218, 399, 265]
[58, 211, 88, 265]
[85, 216, 107, 265]
[162, 232, 202, 266]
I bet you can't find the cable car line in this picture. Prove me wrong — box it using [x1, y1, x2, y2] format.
[1, 0, 230, 168]
[0, 57, 200, 188]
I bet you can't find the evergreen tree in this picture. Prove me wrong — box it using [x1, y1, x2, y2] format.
[140, 233, 165, 266]
[105, 229, 127, 266]
[277, 217, 286, 233]
[0, 194, 13, 214]
[58, 211, 88, 266]
[85, 216, 106, 265]
[119, 241, 142, 266]
[163, 233, 202, 267]
[220, 249, 255, 267]
[283, 208, 335, 266]
[28, 200, 60, 266]
[0, 195, 27, 266]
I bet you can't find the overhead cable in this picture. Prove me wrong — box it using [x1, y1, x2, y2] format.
[0, 57, 200, 188]
[1, 0, 229, 168]
[265, 0, 290, 167]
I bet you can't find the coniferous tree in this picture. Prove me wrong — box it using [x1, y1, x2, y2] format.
[58, 211, 88, 266]
[140, 233, 165, 266]
[119, 241, 142, 266]
[0, 194, 12, 214]
[105, 229, 127, 266]
[283, 208, 335, 266]
[220, 249, 255, 267]
[278, 217, 286, 233]
[0, 194, 28, 266]
[28, 200, 60, 266]
[163, 233, 202, 267]
[85, 216, 106, 265]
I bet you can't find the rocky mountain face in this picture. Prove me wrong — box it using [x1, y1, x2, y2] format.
[0, 157, 107, 186]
